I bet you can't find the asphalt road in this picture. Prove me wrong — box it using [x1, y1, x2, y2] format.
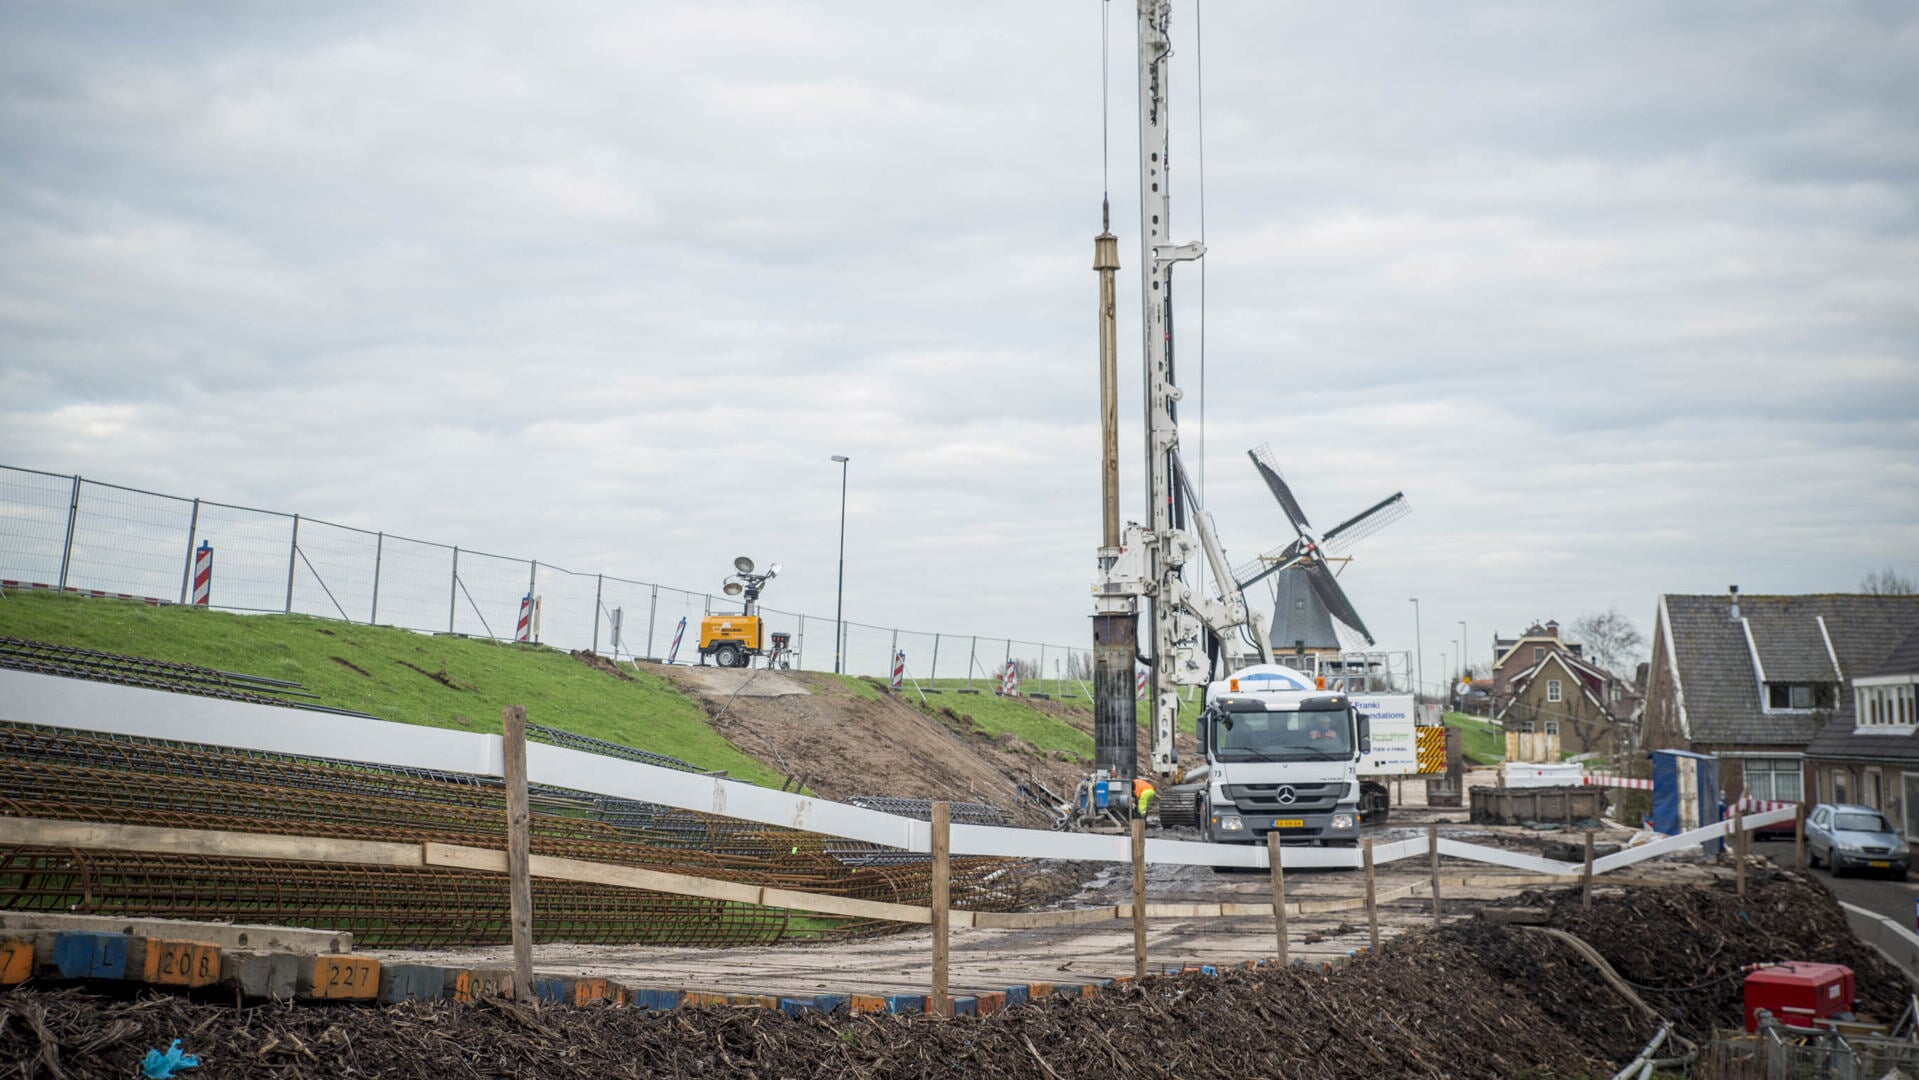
[1753, 839, 1918, 930]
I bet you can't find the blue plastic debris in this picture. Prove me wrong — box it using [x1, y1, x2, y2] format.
[140, 1039, 200, 1078]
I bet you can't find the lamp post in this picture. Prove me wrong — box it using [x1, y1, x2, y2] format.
[831, 455, 850, 674]
[1458, 620, 1468, 682]
[1450, 639, 1459, 706]
[1409, 598, 1423, 702]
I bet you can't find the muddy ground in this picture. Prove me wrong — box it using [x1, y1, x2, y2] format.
[5, 874, 1905, 1079]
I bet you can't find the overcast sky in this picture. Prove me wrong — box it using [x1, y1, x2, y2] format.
[2, 2, 1915, 688]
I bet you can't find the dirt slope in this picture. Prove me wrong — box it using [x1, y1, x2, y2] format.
[656, 667, 1082, 826]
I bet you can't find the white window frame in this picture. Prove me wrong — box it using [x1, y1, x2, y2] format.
[1546, 679, 1562, 703]
[1544, 719, 1560, 736]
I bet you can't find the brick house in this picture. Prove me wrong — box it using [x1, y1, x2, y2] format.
[1490, 621, 1585, 702]
[1804, 624, 1919, 838]
[1641, 589, 1919, 809]
[1496, 648, 1622, 756]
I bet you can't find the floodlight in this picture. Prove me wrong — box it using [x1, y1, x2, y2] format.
[767, 563, 782, 578]
[723, 581, 744, 596]
[734, 556, 755, 575]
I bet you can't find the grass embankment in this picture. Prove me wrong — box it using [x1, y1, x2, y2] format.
[1444, 710, 1505, 764]
[0, 591, 782, 786]
[877, 676, 1202, 764]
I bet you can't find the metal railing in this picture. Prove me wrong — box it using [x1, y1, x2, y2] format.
[0, 464, 1094, 682]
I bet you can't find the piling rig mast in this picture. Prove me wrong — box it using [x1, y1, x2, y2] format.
[1087, 0, 1273, 816]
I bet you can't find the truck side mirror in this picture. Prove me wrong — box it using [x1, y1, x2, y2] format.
[1356, 711, 1371, 755]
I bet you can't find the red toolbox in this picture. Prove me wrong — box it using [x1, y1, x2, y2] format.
[1744, 963, 1854, 1032]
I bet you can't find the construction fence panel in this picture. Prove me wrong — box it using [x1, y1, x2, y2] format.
[451, 548, 531, 642]
[0, 466, 74, 586]
[290, 518, 379, 624]
[595, 577, 659, 661]
[62, 480, 192, 602]
[528, 564, 599, 652]
[367, 534, 454, 632]
[190, 501, 297, 613]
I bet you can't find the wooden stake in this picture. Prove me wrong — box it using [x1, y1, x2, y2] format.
[501, 704, 534, 1001]
[1267, 831, 1288, 965]
[1794, 802, 1806, 871]
[1733, 805, 1746, 899]
[1363, 837, 1379, 953]
[1428, 824, 1442, 929]
[1131, 818, 1147, 980]
[1581, 829, 1594, 912]
[931, 800, 951, 1017]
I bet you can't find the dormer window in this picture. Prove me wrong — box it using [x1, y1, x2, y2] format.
[1765, 682, 1834, 711]
[1533, 646, 1545, 662]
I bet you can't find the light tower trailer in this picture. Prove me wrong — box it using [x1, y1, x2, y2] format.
[1192, 665, 1426, 845]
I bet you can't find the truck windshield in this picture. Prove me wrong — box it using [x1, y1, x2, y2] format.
[1211, 707, 1352, 761]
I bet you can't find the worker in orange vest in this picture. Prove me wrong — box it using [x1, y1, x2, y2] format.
[1133, 776, 1157, 819]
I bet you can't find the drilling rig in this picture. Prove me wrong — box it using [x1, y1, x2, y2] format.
[1077, 0, 1275, 830]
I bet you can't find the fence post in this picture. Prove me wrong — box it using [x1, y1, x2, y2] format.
[967, 636, 977, 689]
[526, 560, 538, 609]
[797, 614, 806, 671]
[501, 705, 534, 1000]
[449, 547, 460, 633]
[931, 633, 940, 681]
[889, 629, 898, 680]
[1734, 805, 1746, 900]
[591, 574, 604, 654]
[1267, 831, 1288, 965]
[284, 514, 300, 614]
[931, 801, 950, 1017]
[1132, 818, 1148, 980]
[370, 532, 384, 624]
[1794, 803, 1806, 871]
[1429, 824, 1442, 929]
[1582, 830, 1595, 912]
[56, 476, 81, 590]
[646, 585, 658, 659]
[1039, 644, 1047, 692]
[177, 498, 201, 604]
[1364, 837, 1379, 952]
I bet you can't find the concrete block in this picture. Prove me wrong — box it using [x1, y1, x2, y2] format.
[975, 991, 1006, 1017]
[727, 993, 779, 1009]
[848, 994, 886, 1015]
[571, 978, 612, 1006]
[1, 913, 349, 954]
[533, 976, 571, 1005]
[224, 952, 300, 1001]
[52, 931, 128, 980]
[629, 987, 683, 1012]
[881, 993, 923, 1015]
[1477, 906, 1551, 925]
[303, 955, 379, 1000]
[810, 993, 848, 1016]
[682, 991, 730, 1007]
[378, 963, 447, 1005]
[1004, 986, 1030, 1008]
[132, 938, 221, 988]
[452, 968, 515, 1003]
[1024, 981, 1053, 1000]
[778, 997, 817, 1017]
[0, 938, 34, 985]
[950, 995, 978, 1017]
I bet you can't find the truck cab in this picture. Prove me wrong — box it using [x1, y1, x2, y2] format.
[1198, 665, 1369, 845]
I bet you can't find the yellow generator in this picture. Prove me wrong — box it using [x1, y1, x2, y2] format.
[698, 556, 780, 668]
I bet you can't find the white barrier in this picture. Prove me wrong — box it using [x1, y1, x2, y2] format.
[0, 668, 1795, 877]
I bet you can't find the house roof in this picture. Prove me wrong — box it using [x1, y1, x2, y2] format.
[1660, 593, 1919, 746]
[1868, 624, 1919, 679]
[1496, 650, 1608, 722]
[1806, 623, 1919, 763]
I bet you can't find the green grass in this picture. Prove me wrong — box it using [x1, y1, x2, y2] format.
[1444, 710, 1505, 764]
[0, 591, 783, 786]
[881, 677, 1203, 762]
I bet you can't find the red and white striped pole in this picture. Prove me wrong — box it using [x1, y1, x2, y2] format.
[515, 594, 533, 643]
[191, 542, 213, 607]
[890, 650, 905, 691]
[1136, 668, 1147, 700]
[1001, 659, 1020, 697]
[666, 616, 688, 664]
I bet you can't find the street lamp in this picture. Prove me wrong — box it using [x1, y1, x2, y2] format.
[1458, 620, 1468, 682]
[1409, 598, 1423, 702]
[831, 455, 850, 674]
[1451, 639, 1459, 703]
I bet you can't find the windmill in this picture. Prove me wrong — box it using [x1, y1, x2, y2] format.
[1233, 445, 1410, 654]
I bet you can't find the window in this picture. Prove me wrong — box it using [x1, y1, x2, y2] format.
[1859, 685, 1919, 728]
[1743, 758, 1803, 803]
[1831, 769, 1849, 805]
[1544, 719, 1560, 736]
[1546, 679, 1562, 703]
[1533, 646, 1545, 662]
[1865, 769, 1882, 811]
[1905, 773, 1919, 841]
[1768, 682, 1836, 710]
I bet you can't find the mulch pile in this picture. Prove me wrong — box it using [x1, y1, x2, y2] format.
[2, 873, 1906, 1079]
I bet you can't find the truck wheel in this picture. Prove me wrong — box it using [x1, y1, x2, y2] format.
[714, 643, 746, 668]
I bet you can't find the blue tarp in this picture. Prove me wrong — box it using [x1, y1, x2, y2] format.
[1651, 749, 1721, 853]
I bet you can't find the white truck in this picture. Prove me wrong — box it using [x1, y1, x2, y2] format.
[1194, 664, 1421, 845]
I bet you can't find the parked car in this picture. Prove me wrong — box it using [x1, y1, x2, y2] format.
[1804, 803, 1910, 878]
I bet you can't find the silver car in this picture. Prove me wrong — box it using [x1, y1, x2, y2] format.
[1805, 803, 1910, 878]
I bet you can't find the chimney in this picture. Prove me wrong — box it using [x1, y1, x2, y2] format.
[1729, 584, 1740, 622]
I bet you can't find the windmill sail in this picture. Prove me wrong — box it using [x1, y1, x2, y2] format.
[1247, 446, 1311, 534]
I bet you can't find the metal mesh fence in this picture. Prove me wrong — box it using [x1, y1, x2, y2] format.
[0, 464, 1090, 679]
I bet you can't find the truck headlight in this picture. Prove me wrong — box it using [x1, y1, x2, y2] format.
[1215, 816, 1245, 833]
[1331, 814, 1356, 831]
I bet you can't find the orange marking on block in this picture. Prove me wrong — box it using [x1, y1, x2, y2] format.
[975, 991, 1006, 1017]
[572, 978, 610, 1006]
[310, 955, 380, 1000]
[1026, 981, 1053, 999]
[1080, 984, 1098, 998]
[0, 939, 33, 985]
[682, 991, 730, 1007]
[453, 969, 515, 1002]
[140, 939, 221, 988]
[848, 994, 887, 1015]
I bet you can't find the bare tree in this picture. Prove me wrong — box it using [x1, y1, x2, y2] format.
[1571, 607, 1645, 676]
[1861, 567, 1915, 595]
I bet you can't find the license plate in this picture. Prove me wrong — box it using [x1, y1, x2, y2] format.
[1272, 819, 1305, 829]
[1869, 860, 1891, 868]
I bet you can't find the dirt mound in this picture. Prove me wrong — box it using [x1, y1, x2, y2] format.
[658, 668, 1074, 826]
[569, 649, 632, 681]
[3, 876, 1897, 1079]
